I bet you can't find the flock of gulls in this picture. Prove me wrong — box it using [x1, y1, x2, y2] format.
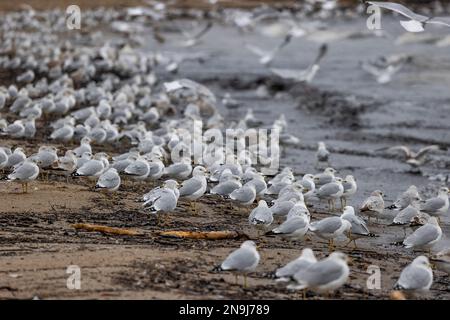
[1, 0, 450, 299]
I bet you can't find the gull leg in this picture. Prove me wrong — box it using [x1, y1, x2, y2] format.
[21, 183, 25, 193]
[340, 198, 344, 210]
[302, 289, 306, 300]
[235, 274, 238, 285]
[25, 182, 28, 193]
[353, 240, 358, 249]
[243, 275, 248, 288]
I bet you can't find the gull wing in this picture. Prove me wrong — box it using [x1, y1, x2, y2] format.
[367, 2, 429, 22]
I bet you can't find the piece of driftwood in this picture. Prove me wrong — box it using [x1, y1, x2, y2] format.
[72, 223, 141, 236]
[390, 290, 406, 300]
[159, 230, 249, 240]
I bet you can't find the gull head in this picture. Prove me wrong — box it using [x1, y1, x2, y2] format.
[344, 175, 355, 183]
[342, 206, 355, 216]
[438, 187, 450, 195]
[257, 200, 268, 207]
[412, 256, 431, 268]
[192, 166, 208, 177]
[372, 190, 384, 197]
[241, 240, 257, 250]
[329, 251, 349, 263]
[300, 248, 316, 262]
[164, 180, 179, 189]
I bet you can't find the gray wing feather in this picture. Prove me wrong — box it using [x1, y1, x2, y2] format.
[179, 178, 202, 196]
[318, 183, 340, 197]
[421, 198, 445, 212]
[368, 2, 429, 22]
[311, 217, 341, 233]
[404, 225, 439, 247]
[295, 260, 343, 286]
[398, 265, 432, 290]
[221, 248, 256, 271]
[274, 217, 307, 234]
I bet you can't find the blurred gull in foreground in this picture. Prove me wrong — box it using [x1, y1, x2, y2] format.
[215, 240, 260, 287]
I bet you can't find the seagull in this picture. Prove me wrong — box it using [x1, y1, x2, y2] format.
[143, 180, 179, 216]
[5, 147, 26, 170]
[403, 217, 442, 252]
[360, 190, 385, 222]
[73, 153, 108, 184]
[31, 146, 58, 170]
[394, 256, 433, 297]
[8, 158, 40, 193]
[393, 203, 429, 236]
[341, 206, 372, 248]
[243, 109, 263, 128]
[270, 198, 298, 218]
[309, 214, 352, 251]
[360, 58, 406, 84]
[73, 137, 92, 157]
[367, 2, 450, 33]
[178, 21, 213, 47]
[0, 147, 9, 172]
[269, 167, 294, 186]
[210, 173, 242, 196]
[95, 168, 121, 193]
[1, 120, 25, 138]
[274, 248, 317, 282]
[179, 166, 208, 211]
[273, 183, 304, 203]
[163, 158, 193, 180]
[124, 157, 150, 181]
[313, 167, 336, 187]
[248, 200, 274, 232]
[245, 34, 292, 66]
[311, 177, 344, 211]
[300, 174, 315, 193]
[286, 201, 310, 220]
[56, 150, 77, 182]
[387, 185, 421, 210]
[341, 175, 357, 207]
[50, 124, 74, 142]
[271, 44, 327, 83]
[230, 182, 257, 206]
[266, 214, 310, 241]
[243, 171, 267, 197]
[376, 145, 444, 170]
[419, 187, 449, 221]
[288, 252, 350, 295]
[316, 141, 330, 166]
[215, 240, 260, 288]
